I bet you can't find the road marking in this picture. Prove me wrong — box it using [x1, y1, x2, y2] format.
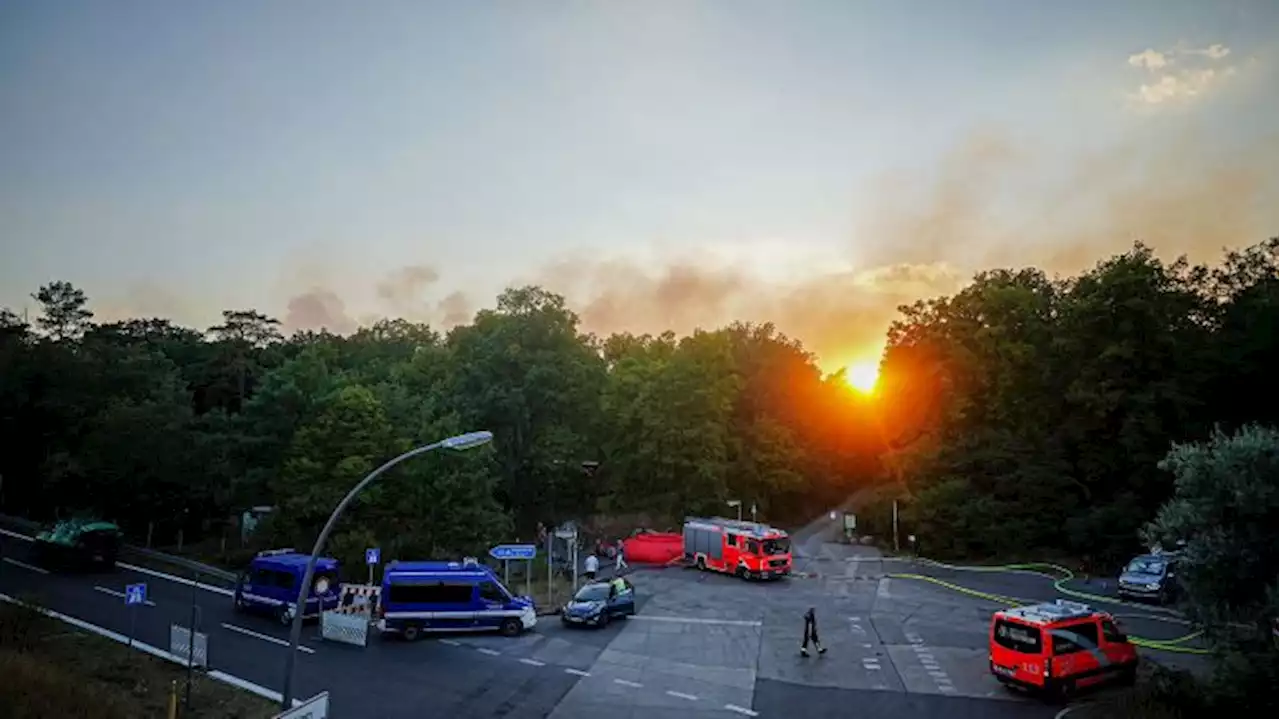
[630, 615, 762, 627]
[725, 704, 759, 717]
[0, 528, 34, 541]
[1055, 705, 1083, 719]
[94, 585, 157, 606]
[3, 557, 49, 574]
[0, 592, 307, 708]
[476, 647, 501, 656]
[439, 639, 461, 646]
[519, 658, 546, 667]
[565, 668, 591, 677]
[220, 623, 315, 654]
[665, 690, 699, 701]
[613, 679, 643, 688]
[117, 561, 236, 597]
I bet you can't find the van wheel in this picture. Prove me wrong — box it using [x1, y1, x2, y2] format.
[233, 593, 247, 613]
[277, 606, 294, 627]
[695, 556, 707, 571]
[402, 624, 421, 642]
[499, 618, 522, 637]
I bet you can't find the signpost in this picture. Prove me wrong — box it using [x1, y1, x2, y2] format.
[273, 691, 330, 719]
[365, 547, 380, 586]
[555, 523, 578, 596]
[490, 544, 536, 599]
[125, 583, 146, 647]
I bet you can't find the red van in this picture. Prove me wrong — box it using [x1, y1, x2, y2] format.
[989, 599, 1138, 699]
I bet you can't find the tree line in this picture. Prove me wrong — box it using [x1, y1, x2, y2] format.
[0, 283, 880, 569]
[0, 238, 1273, 577]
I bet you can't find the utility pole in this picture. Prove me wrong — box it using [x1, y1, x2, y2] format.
[892, 500, 899, 553]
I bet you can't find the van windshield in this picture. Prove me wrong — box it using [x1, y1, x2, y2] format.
[993, 620, 1043, 654]
[1125, 558, 1167, 575]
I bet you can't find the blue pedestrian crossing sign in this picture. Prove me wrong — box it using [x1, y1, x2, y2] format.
[125, 583, 147, 606]
[365, 548, 380, 565]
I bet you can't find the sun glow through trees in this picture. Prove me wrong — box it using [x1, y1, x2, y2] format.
[844, 361, 879, 394]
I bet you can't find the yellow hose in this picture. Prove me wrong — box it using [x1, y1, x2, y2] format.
[887, 560, 1212, 655]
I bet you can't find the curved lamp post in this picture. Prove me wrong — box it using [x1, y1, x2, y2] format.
[280, 430, 494, 709]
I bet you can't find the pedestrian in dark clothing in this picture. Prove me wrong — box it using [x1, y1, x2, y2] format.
[800, 607, 826, 657]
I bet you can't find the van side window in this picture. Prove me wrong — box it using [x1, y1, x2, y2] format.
[273, 570, 296, 590]
[1052, 623, 1099, 655]
[478, 582, 507, 603]
[388, 582, 473, 605]
[250, 567, 274, 585]
[1101, 619, 1124, 642]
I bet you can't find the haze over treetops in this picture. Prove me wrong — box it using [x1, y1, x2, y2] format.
[1, 1, 1275, 373]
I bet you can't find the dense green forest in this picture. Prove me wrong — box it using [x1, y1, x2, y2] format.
[0, 239, 1274, 573]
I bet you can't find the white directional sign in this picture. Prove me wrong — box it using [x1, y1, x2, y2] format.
[274, 691, 330, 719]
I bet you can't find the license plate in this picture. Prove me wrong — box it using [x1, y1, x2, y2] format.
[993, 665, 1016, 677]
[565, 615, 582, 623]
[762, 572, 773, 578]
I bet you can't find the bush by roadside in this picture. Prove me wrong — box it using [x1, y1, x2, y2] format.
[0, 600, 275, 719]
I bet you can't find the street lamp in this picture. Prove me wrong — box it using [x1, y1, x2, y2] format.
[726, 500, 742, 522]
[279, 430, 494, 709]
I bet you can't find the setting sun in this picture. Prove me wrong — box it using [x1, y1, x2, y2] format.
[844, 361, 880, 394]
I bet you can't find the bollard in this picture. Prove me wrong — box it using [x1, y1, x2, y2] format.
[167, 680, 178, 719]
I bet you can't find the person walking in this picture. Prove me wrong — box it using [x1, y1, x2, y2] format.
[584, 552, 599, 582]
[800, 607, 826, 657]
[615, 539, 628, 574]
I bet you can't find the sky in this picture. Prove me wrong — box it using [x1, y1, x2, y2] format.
[1, 0, 1276, 371]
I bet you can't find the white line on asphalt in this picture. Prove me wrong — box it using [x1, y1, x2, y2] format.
[439, 638, 461, 646]
[519, 658, 546, 667]
[565, 668, 591, 677]
[116, 561, 236, 597]
[0, 528, 33, 541]
[629, 615, 762, 627]
[613, 679, 643, 688]
[725, 704, 759, 717]
[1054, 705, 1083, 719]
[94, 585, 157, 606]
[476, 647, 501, 656]
[221, 623, 315, 654]
[0, 592, 305, 708]
[3, 557, 49, 574]
[665, 690, 699, 701]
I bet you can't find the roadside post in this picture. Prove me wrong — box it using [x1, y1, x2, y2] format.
[554, 523, 577, 598]
[124, 582, 146, 647]
[365, 547, 380, 586]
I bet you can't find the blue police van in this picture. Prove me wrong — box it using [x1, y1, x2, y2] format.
[232, 549, 342, 625]
[377, 558, 536, 641]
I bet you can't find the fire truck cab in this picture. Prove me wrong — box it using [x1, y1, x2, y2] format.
[989, 599, 1138, 699]
[682, 517, 792, 580]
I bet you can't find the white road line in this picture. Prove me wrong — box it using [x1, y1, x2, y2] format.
[630, 615, 762, 627]
[725, 704, 759, 717]
[220, 623, 315, 654]
[519, 658, 546, 667]
[0, 592, 306, 708]
[476, 647, 501, 656]
[666, 690, 699, 701]
[439, 638, 461, 646]
[0, 528, 34, 541]
[94, 585, 157, 606]
[565, 668, 591, 677]
[3, 557, 49, 574]
[613, 679, 643, 688]
[117, 561, 236, 597]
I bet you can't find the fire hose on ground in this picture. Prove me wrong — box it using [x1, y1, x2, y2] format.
[886, 559, 1211, 655]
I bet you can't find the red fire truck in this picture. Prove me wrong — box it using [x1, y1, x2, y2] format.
[682, 517, 793, 580]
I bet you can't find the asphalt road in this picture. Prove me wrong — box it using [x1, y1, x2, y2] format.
[3, 515, 1186, 719]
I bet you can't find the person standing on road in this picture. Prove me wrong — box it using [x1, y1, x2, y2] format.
[800, 607, 826, 657]
[584, 552, 599, 581]
[615, 539, 627, 573]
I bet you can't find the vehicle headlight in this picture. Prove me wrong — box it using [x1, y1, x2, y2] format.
[1146, 583, 1160, 590]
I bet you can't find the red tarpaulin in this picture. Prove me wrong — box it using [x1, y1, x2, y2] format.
[621, 532, 683, 564]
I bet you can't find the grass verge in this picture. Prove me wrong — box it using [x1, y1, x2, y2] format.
[0, 599, 275, 719]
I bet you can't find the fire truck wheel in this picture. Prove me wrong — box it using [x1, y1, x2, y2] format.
[735, 566, 747, 579]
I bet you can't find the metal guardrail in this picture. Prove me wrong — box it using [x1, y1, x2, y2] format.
[0, 512, 237, 585]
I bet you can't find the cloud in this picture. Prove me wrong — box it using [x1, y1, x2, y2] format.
[280, 265, 475, 337]
[283, 288, 358, 336]
[375, 264, 440, 309]
[1126, 43, 1237, 106]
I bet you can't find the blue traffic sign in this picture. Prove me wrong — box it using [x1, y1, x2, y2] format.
[125, 583, 147, 606]
[489, 544, 536, 561]
[366, 548, 380, 565]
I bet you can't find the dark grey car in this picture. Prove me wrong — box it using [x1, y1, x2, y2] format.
[1117, 554, 1179, 603]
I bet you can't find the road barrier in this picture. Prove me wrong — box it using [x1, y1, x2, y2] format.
[320, 583, 380, 647]
[888, 558, 1211, 655]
